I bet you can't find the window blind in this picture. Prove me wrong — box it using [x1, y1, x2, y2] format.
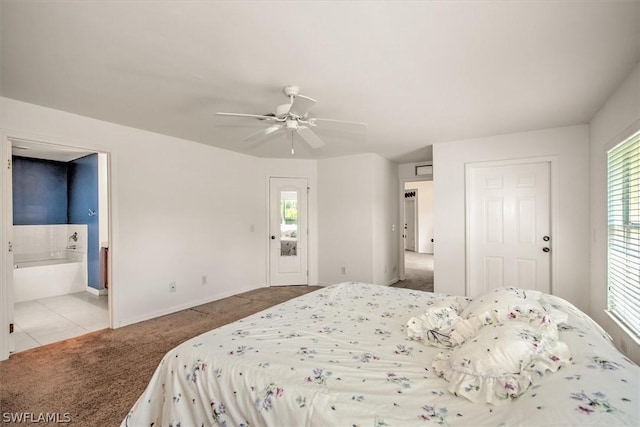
[607, 130, 640, 338]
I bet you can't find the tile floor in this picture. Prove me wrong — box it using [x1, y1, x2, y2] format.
[12, 292, 108, 353]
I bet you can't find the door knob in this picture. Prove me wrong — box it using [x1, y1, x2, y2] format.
[542, 247, 550, 253]
[543, 236, 550, 241]
[271, 235, 276, 240]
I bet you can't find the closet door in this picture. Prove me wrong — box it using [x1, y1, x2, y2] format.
[467, 161, 551, 297]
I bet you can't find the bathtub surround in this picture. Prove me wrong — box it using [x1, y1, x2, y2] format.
[13, 225, 88, 302]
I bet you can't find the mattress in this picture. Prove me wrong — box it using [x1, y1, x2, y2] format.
[123, 282, 639, 426]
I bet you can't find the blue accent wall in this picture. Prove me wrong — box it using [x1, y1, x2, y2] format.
[68, 154, 100, 289]
[12, 156, 68, 225]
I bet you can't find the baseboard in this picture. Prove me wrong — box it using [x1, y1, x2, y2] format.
[384, 277, 400, 286]
[117, 283, 263, 328]
[86, 286, 108, 296]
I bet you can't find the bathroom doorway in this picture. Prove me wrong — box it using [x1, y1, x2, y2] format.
[7, 138, 111, 354]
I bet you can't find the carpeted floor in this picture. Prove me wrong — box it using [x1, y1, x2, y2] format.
[0, 286, 320, 426]
[0, 278, 431, 426]
[392, 251, 434, 292]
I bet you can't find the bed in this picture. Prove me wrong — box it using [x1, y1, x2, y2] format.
[122, 282, 639, 426]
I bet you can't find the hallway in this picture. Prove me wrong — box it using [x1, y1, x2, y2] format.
[392, 250, 434, 292]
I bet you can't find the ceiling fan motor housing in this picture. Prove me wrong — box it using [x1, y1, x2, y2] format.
[283, 85, 300, 97]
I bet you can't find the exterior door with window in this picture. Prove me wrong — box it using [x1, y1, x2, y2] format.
[467, 161, 551, 297]
[269, 177, 308, 286]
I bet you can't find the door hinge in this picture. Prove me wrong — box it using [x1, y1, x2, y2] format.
[7, 159, 11, 169]
[8, 241, 12, 252]
[9, 323, 14, 334]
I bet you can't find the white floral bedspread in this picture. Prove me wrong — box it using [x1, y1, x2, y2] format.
[123, 282, 639, 426]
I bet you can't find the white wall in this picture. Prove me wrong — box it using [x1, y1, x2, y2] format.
[371, 155, 399, 285]
[589, 61, 640, 363]
[432, 125, 590, 312]
[0, 97, 318, 343]
[317, 153, 398, 286]
[318, 154, 374, 285]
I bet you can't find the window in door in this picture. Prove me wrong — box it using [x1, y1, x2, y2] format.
[280, 191, 298, 256]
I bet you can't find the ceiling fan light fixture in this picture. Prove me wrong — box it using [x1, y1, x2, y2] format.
[285, 119, 298, 130]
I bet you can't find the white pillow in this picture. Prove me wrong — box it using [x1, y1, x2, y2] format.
[459, 287, 568, 337]
[407, 297, 468, 348]
[431, 322, 571, 405]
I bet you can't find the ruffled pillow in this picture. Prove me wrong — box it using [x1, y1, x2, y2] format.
[407, 297, 468, 348]
[431, 322, 571, 405]
[459, 287, 568, 338]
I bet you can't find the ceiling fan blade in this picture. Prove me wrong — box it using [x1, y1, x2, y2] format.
[297, 126, 324, 149]
[242, 124, 283, 144]
[289, 94, 317, 117]
[216, 112, 276, 121]
[309, 117, 367, 131]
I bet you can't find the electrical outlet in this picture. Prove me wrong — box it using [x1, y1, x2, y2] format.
[341, 266, 346, 275]
[169, 282, 176, 292]
[201, 275, 208, 285]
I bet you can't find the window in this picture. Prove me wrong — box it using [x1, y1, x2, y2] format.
[607, 130, 640, 338]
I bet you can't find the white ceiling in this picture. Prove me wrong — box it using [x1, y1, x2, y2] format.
[1, 1, 638, 163]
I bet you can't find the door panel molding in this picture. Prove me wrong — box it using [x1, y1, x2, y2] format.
[465, 157, 557, 297]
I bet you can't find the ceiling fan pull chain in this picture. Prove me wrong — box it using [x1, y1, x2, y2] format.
[290, 131, 295, 155]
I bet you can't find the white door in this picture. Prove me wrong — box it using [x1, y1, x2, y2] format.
[1, 138, 15, 358]
[467, 161, 551, 297]
[269, 177, 308, 286]
[404, 199, 416, 251]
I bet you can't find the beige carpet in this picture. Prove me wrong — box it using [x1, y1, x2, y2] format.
[392, 251, 434, 292]
[0, 285, 320, 426]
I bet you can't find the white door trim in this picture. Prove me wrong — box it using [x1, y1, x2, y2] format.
[464, 156, 558, 297]
[1, 133, 13, 360]
[268, 176, 309, 286]
[398, 177, 432, 281]
[0, 132, 114, 361]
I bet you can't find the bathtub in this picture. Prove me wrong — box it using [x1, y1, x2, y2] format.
[13, 251, 87, 303]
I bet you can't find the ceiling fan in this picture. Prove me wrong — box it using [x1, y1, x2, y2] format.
[216, 85, 366, 154]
